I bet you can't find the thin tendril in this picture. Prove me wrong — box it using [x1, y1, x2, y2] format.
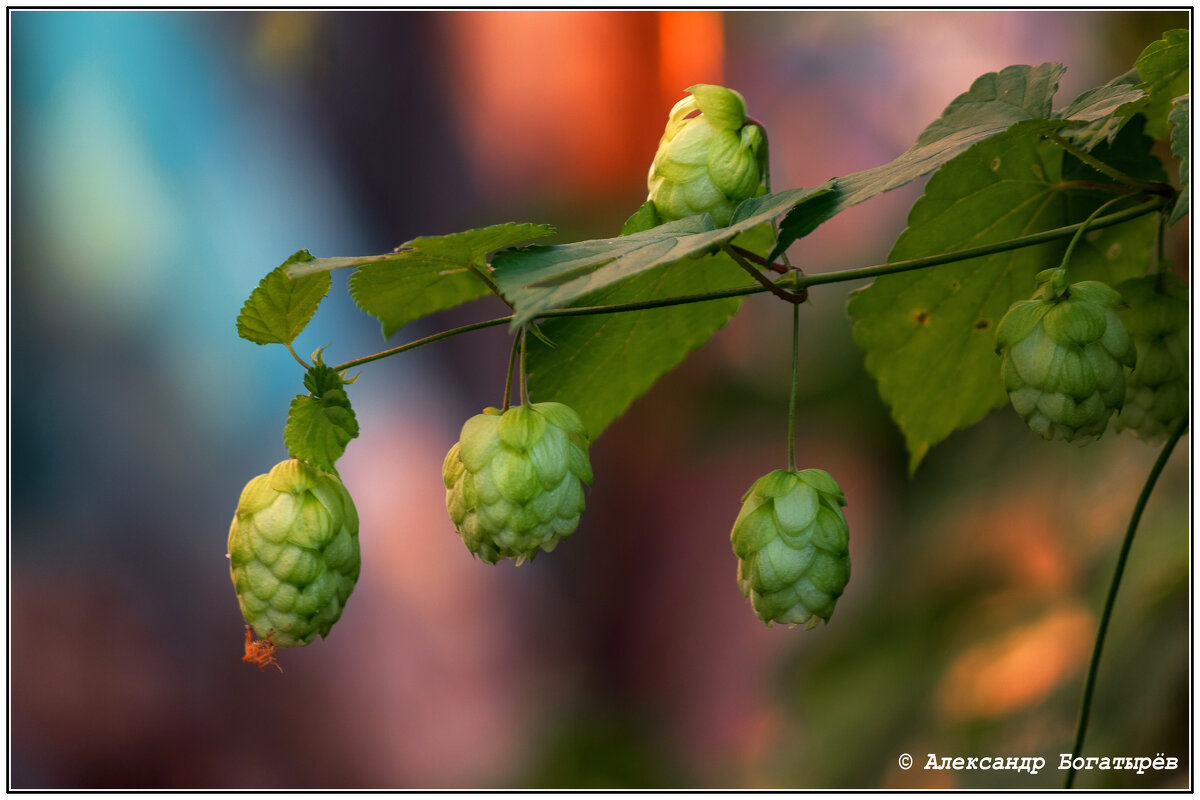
[787, 303, 799, 471]
[501, 330, 522, 411]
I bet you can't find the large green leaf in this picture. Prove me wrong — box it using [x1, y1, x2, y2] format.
[494, 186, 831, 328]
[526, 226, 773, 439]
[285, 223, 555, 338]
[1169, 95, 1189, 224]
[847, 123, 1161, 472]
[1134, 29, 1189, 140]
[236, 250, 331, 346]
[772, 63, 1146, 261]
[284, 363, 359, 472]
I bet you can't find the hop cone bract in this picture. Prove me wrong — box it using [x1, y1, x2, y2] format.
[1112, 274, 1189, 442]
[731, 468, 851, 628]
[443, 403, 592, 565]
[228, 458, 361, 647]
[646, 84, 766, 227]
[995, 269, 1136, 443]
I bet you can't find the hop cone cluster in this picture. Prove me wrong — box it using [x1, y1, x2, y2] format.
[646, 84, 766, 227]
[995, 269, 1136, 443]
[228, 459, 361, 647]
[443, 402, 592, 565]
[1112, 274, 1189, 442]
[730, 468, 851, 628]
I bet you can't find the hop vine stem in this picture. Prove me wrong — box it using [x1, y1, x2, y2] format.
[1064, 416, 1188, 789]
[329, 197, 1166, 373]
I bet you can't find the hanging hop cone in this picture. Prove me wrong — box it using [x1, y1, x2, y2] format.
[228, 458, 361, 647]
[995, 268, 1137, 443]
[646, 84, 766, 227]
[443, 403, 592, 565]
[730, 468, 851, 628]
[1112, 273, 1189, 442]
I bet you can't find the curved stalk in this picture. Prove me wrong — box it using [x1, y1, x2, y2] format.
[1064, 416, 1188, 789]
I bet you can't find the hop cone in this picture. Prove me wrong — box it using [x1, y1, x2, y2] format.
[646, 84, 766, 227]
[1112, 274, 1189, 442]
[228, 458, 361, 647]
[443, 402, 592, 565]
[995, 269, 1137, 443]
[731, 468, 851, 628]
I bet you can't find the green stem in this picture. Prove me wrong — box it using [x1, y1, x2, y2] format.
[518, 327, 530, 406]
[1047, 133, 1176, 197]
[285, 343, 311, 370]
[1064, 416, 1188, 789]
[330, 198, 1166, 373]
[1058, 195, 1131, 278]
[501, 330, 522, 411]
[799, 197, 1166, 289]
[787, 303, 799, 471]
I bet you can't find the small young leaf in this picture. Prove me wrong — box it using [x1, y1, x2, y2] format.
[848, 122, 1160, 472]
[621, 201, 661, 235]
[526, 226, 773, 439]
[1169, 95, 1189, 224]
[1134, 29, 1189, 140]
[495, 186, 829, 328]
[284, 364, 359, 472]
[236, 250, 331, 346]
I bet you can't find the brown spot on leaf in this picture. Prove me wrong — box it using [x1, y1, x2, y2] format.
[913, 310, 930, 325]
[974, 318, 991, 330]
[949, 280, 961, 292]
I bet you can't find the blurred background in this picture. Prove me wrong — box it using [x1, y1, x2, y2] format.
[9, 9, 1190, 789]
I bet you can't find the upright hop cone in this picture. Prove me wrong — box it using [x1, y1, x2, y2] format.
[995, 268, 1136, 443]
[647, 84, 766, 227]
[443, 403, 592, 565]
[730, 469, 851, 628]
[228, 458, 361, 647]
[1112, 274, 1189, 442]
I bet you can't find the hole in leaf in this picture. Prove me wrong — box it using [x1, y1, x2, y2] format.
[974, 318, 991, 331]
[950, 280, 961, 292]
[990, 157, 1001, 171]
[913, 310, 930, 326]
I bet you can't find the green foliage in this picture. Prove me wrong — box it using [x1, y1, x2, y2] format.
[309, 223, 557, 338]
[284, 361, 359, 472]
[236, 250, 331, 346]
[1133, 29, 1189, 141]
[494, 186, 831, 328]
[1169, 95, 1189, 224]
[773, 63, 1145, 260]
[847, 122, 1161, 472]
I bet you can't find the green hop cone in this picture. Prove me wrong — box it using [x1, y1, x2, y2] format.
[646, 84, 766, 227]
[228, 458, 361, 647]
[443, 402, 593, 565]
[1112, 273, 1189, 442]
[730, 468, 851, 628]
[995, 269, 1137, 443]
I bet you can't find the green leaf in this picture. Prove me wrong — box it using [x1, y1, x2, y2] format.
[847, 123, 1161, 473]
[236, 250, 331, 346]
[526, 228, 769, 440]
[773, 62, 1146, 261]
[1058, 69, 1144, 150]
[621, 201, 661, 235]
[285, 223, 554, 339]
[1134, 29, 1189, 140]
[495, 186, 830, 328]
[1169, 95, 1189, 225]
[284, 363, 359, 472]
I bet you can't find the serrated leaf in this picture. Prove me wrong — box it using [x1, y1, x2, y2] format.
[284, 223, 554, 339]
[236, 250, 331, 346]
[1135, 29, 1189, 140]
[526, 227, 771, 439]
[774, 63, 1147, 261]
[848, 123, 1161, 472]
[1169, 95, 1189, 224]
[1058, 69, 1145, 150]
[284, 365, 359, 472]
[495, 186, 830, 328]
